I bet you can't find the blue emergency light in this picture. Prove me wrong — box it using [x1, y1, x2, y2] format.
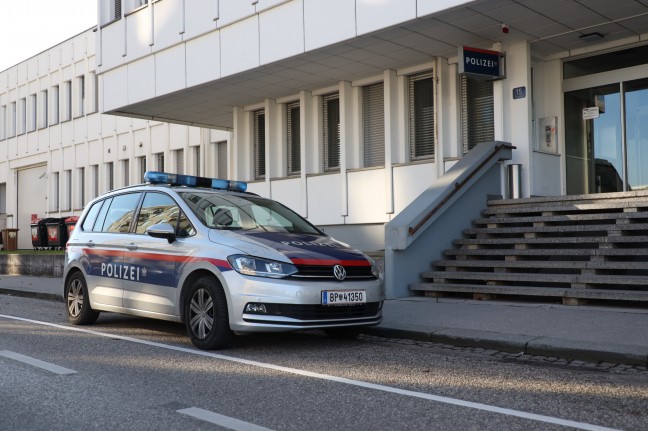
[144, 171, 247, 192]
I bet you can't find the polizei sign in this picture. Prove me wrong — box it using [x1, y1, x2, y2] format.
[459, 46, 505, 79]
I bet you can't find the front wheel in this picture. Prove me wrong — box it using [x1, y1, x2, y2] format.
[65, 272, 99, 325]
[183, 276, 232, 350]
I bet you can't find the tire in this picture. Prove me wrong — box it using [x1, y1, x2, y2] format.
[65, 272, 99, 325]
[184, 276, 232, 350]
[324, 327, 362, 339]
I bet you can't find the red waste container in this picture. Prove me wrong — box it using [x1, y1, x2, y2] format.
[65, 216, 79, 236]
[46, 218, 68, 249]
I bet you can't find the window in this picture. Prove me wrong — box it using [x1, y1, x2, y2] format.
[122, 159, 130, 187]
[112, 0, 122, 21]
[18, 98, 26, 135]
[106, 162, 114, 192]
[0, 105, 6, 139]
[156, 153, 165, 171]
[323, 93, 340, 171]
[135, 192, 182, 235]
[461, 75, 494, 153]
[363, 83, 385, 167]
[175, 149, 184, 174]
[8, 102, 16, 138]
[193, 146, 201, 176]
[287, 101, 300, 175]
[138, 156, 146, 183]
[39, 90, 48, 129]
[28, 94, 37, 132]
[91, 165, 99, 199]
[409, 72, 435, 161]
[215, 141, 227, 178]
[101, 193, 142, 233]
[78, 167, 86, 208]
[254, 110, 265, 179]
[51, 85, 59, 125]
[89, 72, 98, 114]
[52, 172, 60, 211]
[63, 81, 72, 121]
[77, 75, 85, 117]
[81, 199, 104, 231]
[64, 170, 72, 211]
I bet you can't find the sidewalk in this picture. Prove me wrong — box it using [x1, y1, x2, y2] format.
[1, 274, 647, 366]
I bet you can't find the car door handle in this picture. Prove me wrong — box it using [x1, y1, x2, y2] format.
[127, 243, 138, 251]
[86, 241, 95, 248]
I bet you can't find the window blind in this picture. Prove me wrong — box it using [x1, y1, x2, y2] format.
[254, 110, 266, 179]
[409, 72, 435, 161]
[461, 76, 494, 153]
[287, 101, 300, 175]
[323, 93, 340, 171]
[363, 83, 385, 168]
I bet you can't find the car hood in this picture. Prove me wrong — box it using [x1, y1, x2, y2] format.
[209, 230, 371, 266]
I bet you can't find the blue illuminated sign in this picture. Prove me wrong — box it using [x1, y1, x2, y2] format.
[459, 46, 505, 79]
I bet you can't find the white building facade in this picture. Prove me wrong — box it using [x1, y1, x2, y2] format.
[3, 0, 648, 257]
[93, 0, 648, 254]
[0, 29, 231, 249]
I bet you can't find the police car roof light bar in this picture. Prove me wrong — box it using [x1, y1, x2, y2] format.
[144, 171, 247, 192]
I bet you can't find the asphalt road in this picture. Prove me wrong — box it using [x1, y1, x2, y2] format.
[1, 295, 647, 431]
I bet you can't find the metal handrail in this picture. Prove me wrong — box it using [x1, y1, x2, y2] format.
[408, 143, 514, 236]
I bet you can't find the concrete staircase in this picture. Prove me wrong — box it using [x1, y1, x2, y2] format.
[411, 190, 648, 304]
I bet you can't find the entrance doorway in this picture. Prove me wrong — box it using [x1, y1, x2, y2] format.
[565, 78, 648, 194]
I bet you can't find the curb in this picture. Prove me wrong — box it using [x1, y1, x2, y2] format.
[0, 287, 62, 302]
[364, 326, 648, 367]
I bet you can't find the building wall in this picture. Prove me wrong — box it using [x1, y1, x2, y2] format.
[0, 29, 231, 249]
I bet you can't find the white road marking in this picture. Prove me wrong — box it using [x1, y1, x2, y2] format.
[0, 313, 620, 431]
[0, 350, 77, 375]
[178, 407, 274, 431]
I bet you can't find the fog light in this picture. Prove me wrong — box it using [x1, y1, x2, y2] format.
[244, 303, 268, 314]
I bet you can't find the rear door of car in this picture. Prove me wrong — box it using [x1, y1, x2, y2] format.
[79, 192, 143, 308]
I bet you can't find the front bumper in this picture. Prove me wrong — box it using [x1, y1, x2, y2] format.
[222, 271, 384, 332]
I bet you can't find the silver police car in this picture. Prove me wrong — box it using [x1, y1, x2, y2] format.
[64, 172, 384, 349]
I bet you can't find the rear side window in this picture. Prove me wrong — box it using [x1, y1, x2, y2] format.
[81, 200, 104, 232]
[100, 193, 142, 233]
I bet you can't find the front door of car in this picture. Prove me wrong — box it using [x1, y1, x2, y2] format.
[122, 192, 189, 317]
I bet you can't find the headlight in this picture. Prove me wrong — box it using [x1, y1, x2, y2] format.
[227, 255, 297, 279]
[367, 256, 382, 280]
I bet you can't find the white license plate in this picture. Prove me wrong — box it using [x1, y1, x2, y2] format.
[321, 290, 366, 306]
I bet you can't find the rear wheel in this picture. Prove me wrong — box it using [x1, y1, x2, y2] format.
[184, 276, 232, 350]
[65, 272, 99, 325]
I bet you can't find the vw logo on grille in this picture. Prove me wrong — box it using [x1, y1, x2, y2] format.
[333, 264, 346, 281]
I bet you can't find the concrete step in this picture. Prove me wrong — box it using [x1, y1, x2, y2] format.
[446, 248, 637, 257]
[454, 235, 648, 246]
[410, 282, 648, 301]
[463, 223, 648, 236]
[482, 199, 648, 216]
[486, 190, 648, 208]
[433, 259, 648, 271]
[473, 211, 648, 226]
[422, 271, 648, 286]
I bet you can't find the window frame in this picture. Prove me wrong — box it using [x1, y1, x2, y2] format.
[323, 93, 340, 172]
[253, 109, 266, 180]
[408, 71, 436, 162]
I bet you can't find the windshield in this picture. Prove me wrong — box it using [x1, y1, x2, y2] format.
[178, 191, 323, 235]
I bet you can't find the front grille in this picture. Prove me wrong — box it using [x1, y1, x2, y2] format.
[292, 264, 375, 280]
[261, 302, 381, 320]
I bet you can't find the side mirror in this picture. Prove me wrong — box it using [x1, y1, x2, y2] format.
[146, 223, 177, 243]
